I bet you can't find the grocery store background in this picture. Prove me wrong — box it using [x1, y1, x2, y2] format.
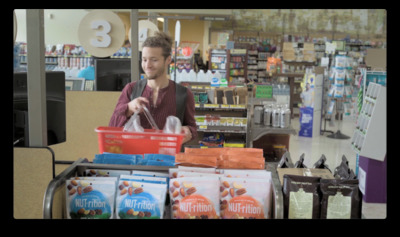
[13, 9, 386, 219]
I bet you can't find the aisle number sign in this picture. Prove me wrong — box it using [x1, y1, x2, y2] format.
[78, 10, 125, 58]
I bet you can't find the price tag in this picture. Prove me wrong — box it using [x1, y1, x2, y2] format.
[221, 104, 230, 109]
[204, 104, 219, 108]
[230, 104, 245, 109]
[199, 125, 207, 129]
[78, 10, 125, 58]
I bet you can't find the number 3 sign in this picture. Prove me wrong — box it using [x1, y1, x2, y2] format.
[78, 10, 125, 58]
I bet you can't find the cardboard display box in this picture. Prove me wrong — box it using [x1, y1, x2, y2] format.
[277, 168, 334, 185]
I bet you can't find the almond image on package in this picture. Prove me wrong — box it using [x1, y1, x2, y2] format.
[169, 176, 220, 219]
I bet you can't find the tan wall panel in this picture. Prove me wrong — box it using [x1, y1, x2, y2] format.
[50, 91, 121, 166]
[14, 147, 54, 219]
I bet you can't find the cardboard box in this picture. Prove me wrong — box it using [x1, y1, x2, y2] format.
[366, 48, 386, 70]
[277, 168, 334, 185]
[283, 42, 295, 50]
[283, 51, 296, 61]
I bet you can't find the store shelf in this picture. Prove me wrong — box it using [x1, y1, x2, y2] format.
[197, 125, 247, 134]
[250, 122, 297, 141]
[249, 97, 276, 105]
[195, 103, 247, 110]
[351, 82, 386, 161]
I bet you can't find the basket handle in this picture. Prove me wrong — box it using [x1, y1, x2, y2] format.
[143, 106, 160, 130]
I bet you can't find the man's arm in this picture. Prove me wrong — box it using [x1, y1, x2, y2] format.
[182, 88, 198, 143]
[108, 82, 135, 127]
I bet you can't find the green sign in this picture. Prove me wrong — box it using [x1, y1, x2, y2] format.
[255, 85, 273, 98]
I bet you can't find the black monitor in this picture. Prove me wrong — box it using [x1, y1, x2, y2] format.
[13, 71, 66, 147]
[94, 54, 145, 91]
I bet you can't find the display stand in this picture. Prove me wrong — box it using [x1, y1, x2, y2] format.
[327, 108, 350, 139]
[43, 158, 284, 219]
[325, 53, 354, 140]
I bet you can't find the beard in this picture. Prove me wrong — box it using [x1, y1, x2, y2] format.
[143, 66, 166, 80]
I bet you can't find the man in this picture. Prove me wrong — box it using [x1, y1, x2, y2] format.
[109, 32, 197, 144]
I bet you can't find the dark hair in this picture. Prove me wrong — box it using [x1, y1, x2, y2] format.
[142, 31, 173, 59]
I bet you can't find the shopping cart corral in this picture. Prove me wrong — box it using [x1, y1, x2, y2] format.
[43, 159, 284, 219]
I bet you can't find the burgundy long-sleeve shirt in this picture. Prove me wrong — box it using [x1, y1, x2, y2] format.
[109, 80, 197, 141]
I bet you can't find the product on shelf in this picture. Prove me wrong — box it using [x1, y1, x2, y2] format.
[66, 177, 117, 219]
[168, 167, 274, 219]
[282, 175, 321, 219]
[116, 175, 167, 219]
[84, 169, 131, 177]
[320, 179, 362, 219]
[180, 147, 265, 169]
[169, 176, 220, 219]
[266, 57, 282, 74]
[175, 153, 219, 167]
[92, 153, 176, 167]
[219, 177, 272, 219]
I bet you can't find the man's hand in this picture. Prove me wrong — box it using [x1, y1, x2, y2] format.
[126, 97, 150, 117]
[181, 126, 192, 144]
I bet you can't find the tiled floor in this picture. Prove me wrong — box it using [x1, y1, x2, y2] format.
[288, 115, 386, 219]
[289, 115, 356, 171]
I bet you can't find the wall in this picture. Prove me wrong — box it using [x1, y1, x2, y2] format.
[211, 9, 387, 40]
[14, 9, 209, 60]
[168, 18, 207, 56]
[15, 9, 89, 45]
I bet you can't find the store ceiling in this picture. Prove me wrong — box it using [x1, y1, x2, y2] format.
[107, 9, 233, 19]
[113, 9, 233, 15]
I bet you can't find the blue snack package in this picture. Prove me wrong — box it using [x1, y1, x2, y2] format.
[131, 170, 170, 189]
[66, 179, 116, 219]
[119, 174, 167, 185]
[93, 153, 142, 165]
[116, 180, 167, 219]
[137, 154, 175, 166]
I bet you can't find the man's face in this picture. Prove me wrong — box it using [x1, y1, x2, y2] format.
[141, 47, 170, 80]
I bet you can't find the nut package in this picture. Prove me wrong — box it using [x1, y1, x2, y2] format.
[219, 177, 271, 219]
[169, 176, 220, 219]
[66, 178, 116, 219]
[116, 179, 167, 219]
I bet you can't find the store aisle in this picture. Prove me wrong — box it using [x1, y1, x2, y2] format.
[289, 116, 357, 172]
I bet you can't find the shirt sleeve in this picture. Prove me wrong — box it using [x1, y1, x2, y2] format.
[182, 88, 198, 141]
[108, 82, 135, 127]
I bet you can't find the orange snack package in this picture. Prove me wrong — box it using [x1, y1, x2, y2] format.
[220, 155, 265, 169]
[184, 147, 226, 155]
[169, 177, 220, 219]
[175, 153, 218, 168]
[224, 148, 264, 156]
[178, 148, 265, 169]
[220, 177, 271, 219]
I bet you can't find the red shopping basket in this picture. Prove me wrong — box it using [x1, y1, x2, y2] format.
[95, 126, 185, 156]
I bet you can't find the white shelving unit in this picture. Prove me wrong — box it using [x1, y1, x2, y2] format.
[351, 82, 386, 161]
